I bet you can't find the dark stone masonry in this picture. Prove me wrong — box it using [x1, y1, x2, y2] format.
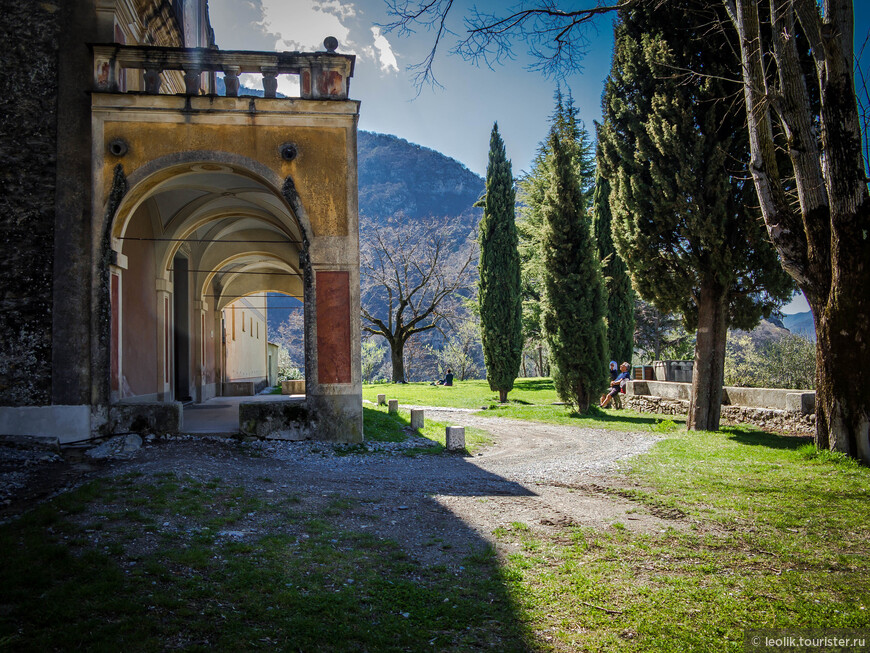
[0, 2, 61, 406]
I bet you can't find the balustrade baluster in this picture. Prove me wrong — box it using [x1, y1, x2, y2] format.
[223, 66, 240, 97]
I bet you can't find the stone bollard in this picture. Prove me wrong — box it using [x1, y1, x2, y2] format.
[388, 399, 399, 414]
[377, 393, 386, 406]
[446, 426, 465, 452]
[410, 409, 424, 430]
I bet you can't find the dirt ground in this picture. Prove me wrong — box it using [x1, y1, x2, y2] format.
[0, 410, 685, 565]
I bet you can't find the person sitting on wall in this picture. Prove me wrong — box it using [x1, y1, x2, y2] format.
[600, 362, 630, 408]
[599, 360, 619, 406]
[431, 368, 454, 386]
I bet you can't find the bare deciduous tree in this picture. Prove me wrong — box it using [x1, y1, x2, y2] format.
[360, 216, 476, 383]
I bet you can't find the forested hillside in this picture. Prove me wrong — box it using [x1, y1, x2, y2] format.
[357, 131, 484, 227]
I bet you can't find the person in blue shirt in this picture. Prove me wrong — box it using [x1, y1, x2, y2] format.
[600, 362, 630, 408]
[599, 360, 619, 406]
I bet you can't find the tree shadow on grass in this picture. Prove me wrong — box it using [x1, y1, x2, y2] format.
[568, 407, 684, 428]
[722, 426, 813, 451]
[513, 378, 555, 392]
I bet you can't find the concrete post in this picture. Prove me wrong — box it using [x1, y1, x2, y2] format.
[446, 426, 465, 452]
[388, 399, 398, 414]
[410, 409, 424, 430]
[377, 393, 386, 405]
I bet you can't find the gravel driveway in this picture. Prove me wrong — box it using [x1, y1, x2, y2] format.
[1, 409, 676, 564]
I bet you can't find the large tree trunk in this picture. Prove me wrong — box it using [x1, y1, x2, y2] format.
[687, 281, 728, 431]
[390, 340, 405, 383]
[727, 0, 870, 462]
[809, 203, 870, 461]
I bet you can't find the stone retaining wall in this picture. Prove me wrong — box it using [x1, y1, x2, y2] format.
[623, 395, 815, 435]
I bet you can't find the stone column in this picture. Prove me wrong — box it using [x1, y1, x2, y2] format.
[193, 300, 207, 403]
[156, 279, 173, 401]
[306, 267, 362, 442]
[109, 246, 128, 403]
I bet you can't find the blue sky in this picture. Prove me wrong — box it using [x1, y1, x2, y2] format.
[209, 1, 870, 314]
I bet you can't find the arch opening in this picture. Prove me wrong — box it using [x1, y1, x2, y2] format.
[109, 162, 308, 417]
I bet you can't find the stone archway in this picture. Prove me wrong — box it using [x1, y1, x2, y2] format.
[109, 162, 306, 405]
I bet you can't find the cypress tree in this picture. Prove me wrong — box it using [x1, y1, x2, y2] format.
[591, 166, 634, 365]
[517, 89, 596, 374]
[478, 122, 523, 402]
[541, 129, 608, 412]
[597, 2, 793, 430]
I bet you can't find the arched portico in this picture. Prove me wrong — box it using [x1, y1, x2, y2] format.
[92, 71, 361, 442]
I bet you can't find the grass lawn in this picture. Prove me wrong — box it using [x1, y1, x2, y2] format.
[362, 405, 492, 454]
[2, 388, 867, 650]
[493, 428, 870, 651]
[363, 377, 686, 433]
[362, 377, 561, 409]
[0, 473, 527, 652]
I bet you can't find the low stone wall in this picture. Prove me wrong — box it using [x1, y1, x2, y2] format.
[239, 400, 314, 440]
[623, 395, 814, 435]
[626, 381, 815, 414]
[281, 379, 306, 395]
[110, 402, 182, 435]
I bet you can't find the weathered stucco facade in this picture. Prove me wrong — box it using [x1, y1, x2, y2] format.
[0, 1, 363, 443]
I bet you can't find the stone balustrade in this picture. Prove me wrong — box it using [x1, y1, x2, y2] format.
[91, 37, 354, 100]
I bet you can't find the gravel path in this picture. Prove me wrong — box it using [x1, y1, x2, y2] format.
[1, 410, 676, 564]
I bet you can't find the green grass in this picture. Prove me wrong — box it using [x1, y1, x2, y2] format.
[2, 427, 868, 650]
[492, 426, 870, 651]
[363, 377, 686, 432]
[0, 474, 528, 652]
[362, 405, 491, 454]
[362, 377, 560, 409]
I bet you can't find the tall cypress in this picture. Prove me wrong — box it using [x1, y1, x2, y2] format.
[541, 129, 608, 412]
[591, 166, 634, 365]
[479, 123, 523, 402]
[517, 89, 596, 375]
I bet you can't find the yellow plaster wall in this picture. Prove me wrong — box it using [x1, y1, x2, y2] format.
[102, 122, 349, 236]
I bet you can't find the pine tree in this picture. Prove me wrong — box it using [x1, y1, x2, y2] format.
[597, 1, 793, 430]
[591, 166, 634, 365]
[517, 89, 596, 373]
[541, 129, 608, 412]
[478, 123, 523, 402]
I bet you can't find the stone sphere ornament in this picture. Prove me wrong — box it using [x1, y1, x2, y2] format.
[324, 36, 338, 52]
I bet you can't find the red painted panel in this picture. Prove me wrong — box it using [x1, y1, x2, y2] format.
[316, 271, 351, 384]
[317, 70, 344, 97]
[111, 274, 119, 393]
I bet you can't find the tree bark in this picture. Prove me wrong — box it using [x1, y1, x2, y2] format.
[687, 281, 728, 431]
[390, 340, 405, 383]
[499, 388, 508, 403]
[727, 0, 870, 462]
[810, 201, 870, 461]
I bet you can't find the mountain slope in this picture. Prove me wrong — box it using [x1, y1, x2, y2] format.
[782, 311, 816, 340]
[357, 131, 484, 227]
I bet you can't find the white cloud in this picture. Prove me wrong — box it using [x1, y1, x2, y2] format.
[370, 26, 399, 73]
[260, 0, 353, 52]
[249, 0, 400, 79]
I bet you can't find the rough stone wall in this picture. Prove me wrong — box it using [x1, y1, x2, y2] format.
[624, 395, 815, 435]
[0, 3, 60, 405]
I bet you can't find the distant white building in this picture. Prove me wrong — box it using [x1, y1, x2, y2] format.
[222, 293, 269, 395]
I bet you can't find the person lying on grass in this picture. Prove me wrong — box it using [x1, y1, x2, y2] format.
[600, 362, 630, 408]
